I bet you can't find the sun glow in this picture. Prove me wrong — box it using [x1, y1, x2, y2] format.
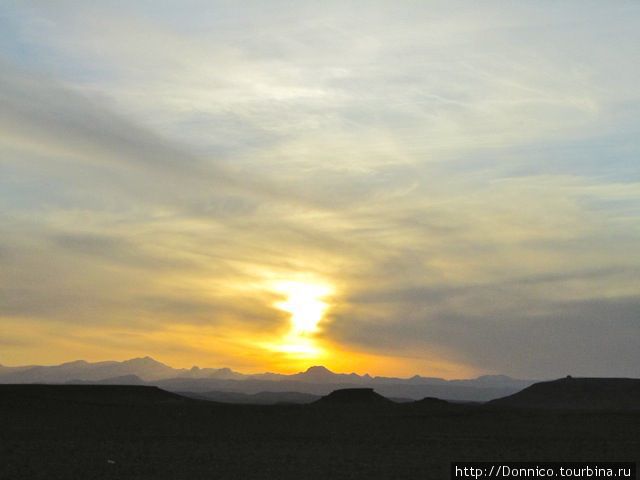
[274, 281, 331, 335]
[269, 280, 333, 358]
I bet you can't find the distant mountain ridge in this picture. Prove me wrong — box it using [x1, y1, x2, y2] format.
[0, 357, 537, 401]
[0, 357, 239, 383]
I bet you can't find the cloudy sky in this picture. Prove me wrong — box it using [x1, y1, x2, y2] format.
[1, 1, 639, 378]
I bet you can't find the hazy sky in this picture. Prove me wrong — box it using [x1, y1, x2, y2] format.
[1, 1, 639, 378]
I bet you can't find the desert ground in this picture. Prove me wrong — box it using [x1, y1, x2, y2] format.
[1, 385, 638, 479]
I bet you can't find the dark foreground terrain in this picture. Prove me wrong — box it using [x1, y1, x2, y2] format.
[489, 377, 640, 410]
[1, 385, 638, 480]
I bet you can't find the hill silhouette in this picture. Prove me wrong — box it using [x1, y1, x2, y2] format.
[412, 396, 459, 410]
[0, 384, 191, 406]
[415, 396, 449, 406]
[488, 377, 640, 410]
[314, 388, 394, 406]
[401, 396, 475, 415]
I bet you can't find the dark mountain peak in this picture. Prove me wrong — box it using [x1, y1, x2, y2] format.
[304, 365, 333, 374]
[130, 356, 153, 362]
[315, 388, 393, 406]
[60, 360, 89, 367]
[415, 396, 450, 406]
[123, 356, 166, 367]
[410, 396, 462, 411]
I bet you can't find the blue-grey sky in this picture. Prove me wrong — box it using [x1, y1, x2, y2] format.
[1, 1, 639, 377]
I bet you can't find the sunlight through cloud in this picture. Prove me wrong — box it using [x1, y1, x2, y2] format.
[273, 281, 332, 335]
[267, 279, 333, 359]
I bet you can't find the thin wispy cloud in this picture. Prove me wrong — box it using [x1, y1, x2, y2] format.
[1, 1, 638, 377]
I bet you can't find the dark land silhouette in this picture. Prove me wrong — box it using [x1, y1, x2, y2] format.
[0, 384, 189, 406]
[488, 377, 640, 410]
[313, 387, 393, 406]
[1, 381, 639, 479]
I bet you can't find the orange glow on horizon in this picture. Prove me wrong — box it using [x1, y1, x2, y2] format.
[0, 315, 481, 379]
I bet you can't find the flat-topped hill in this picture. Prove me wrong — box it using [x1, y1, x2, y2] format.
[0, 384, 191, 406]
[314, 388, 394, 406]
[488, 377, 640, 410]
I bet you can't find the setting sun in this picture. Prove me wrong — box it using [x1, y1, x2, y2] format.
[263, 280, 334, 360]
[274, 281, 332, 335]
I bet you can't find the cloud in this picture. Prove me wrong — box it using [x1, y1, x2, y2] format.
[1, 1, 639, 376]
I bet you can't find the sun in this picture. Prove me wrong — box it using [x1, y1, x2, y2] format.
[262, 279, 333, 360]
[273, 281, 331, 336]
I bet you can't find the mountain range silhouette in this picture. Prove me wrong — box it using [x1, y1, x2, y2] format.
[0, 357, 535, 402]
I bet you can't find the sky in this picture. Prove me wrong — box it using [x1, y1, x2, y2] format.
[1, 0, 639, 378]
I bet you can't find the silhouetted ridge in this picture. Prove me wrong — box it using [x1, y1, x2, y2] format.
[489, 377, 640, 410]
[415, 396, 450, 406]
[0, 384, 191, 406]
[305, 366, 332, 374]
[315, 388, 393, 406]
[408, 395, 470, 413]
